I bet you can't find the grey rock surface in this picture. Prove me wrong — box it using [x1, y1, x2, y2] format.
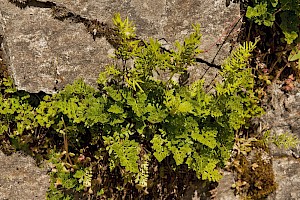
[0, 0, 240, 93]
[260, 83, 300, 158]
[0, 151, 49, 200]
[269, 157, 300, 200]
[259, 83, 300, 200]
[214, 171, 239, 200]
[1, 1, 116, 93]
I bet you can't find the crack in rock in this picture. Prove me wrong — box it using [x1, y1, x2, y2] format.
[8, 0, 221, 70]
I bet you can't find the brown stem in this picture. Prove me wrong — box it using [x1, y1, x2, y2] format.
[61, 116, 73, 165]
[272, 62, 289, 84]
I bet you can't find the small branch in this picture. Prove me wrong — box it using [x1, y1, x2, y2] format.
[61, 116, 73, 165]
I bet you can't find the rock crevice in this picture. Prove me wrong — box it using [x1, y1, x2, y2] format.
[1, 0, 240, 93]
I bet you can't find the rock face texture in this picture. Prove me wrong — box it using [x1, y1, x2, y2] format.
[214, 172, 239, 200]
[270, 157, 300, 200]
[211, 83, 300, 200]
[0, 0, 240, 93]
[260, 83, 300, 200]
[0, 151, 49, 200]
[261, 83, 300, 159]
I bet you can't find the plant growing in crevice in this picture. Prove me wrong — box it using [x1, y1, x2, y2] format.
[244, 0, 300, 90]
[260, 130, 300, 149]
[0, 13, 264, 199]
[231, 149, 277, 199]
[230, 133, 277, 199]
[47, 150, 93, 200]
[246, 0, 300, 44]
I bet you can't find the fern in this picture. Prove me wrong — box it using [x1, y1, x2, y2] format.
[0, 13, 264, 198]
[246, 0, 300, 44]
[111, 138, 141, 173]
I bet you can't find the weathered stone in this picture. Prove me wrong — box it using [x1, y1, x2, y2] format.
[214, 171, 239, 200]
[0, 151, 49, 200]
[0, 0, 240, 93]
[255, 82, 300, 200]
[268, 157, 300, 200]
[260, 83, 300, 158]
[0, 1, 116, 93]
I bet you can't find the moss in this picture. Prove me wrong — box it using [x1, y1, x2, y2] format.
[249, 152, 277, 199]
[233, 147, 277, 199]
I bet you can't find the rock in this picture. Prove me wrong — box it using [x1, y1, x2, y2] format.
[0, 1, 115, 93]
[0, 0, 240, 93]
[268, 157, 300, 200]
[260, 83, 300, 158]
[214, 171, 239, 200]
[0, 151, 49, 200]
[256, 82, 300, 200]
